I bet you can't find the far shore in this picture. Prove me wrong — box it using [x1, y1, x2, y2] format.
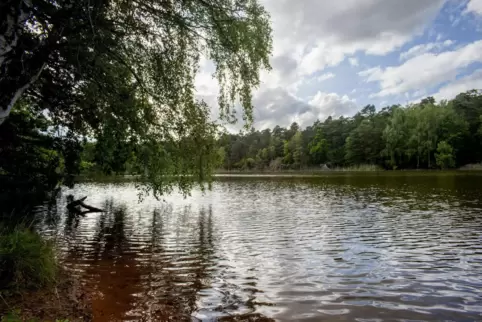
[75, 168, 482, 183]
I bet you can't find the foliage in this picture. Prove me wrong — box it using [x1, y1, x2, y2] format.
[0, 226, 57, 291]
[435, 141, 455, 169]
[0, 106, 81, 208]
[1, 0, 272, 197]
[308, 128, 328, 165]
[208, 91, 482, 171]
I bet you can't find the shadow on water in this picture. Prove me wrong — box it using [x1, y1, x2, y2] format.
[33, 173, 482, 321]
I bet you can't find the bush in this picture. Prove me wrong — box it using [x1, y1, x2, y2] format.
[0, 227, 57, 291]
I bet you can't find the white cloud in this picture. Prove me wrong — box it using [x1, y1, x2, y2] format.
[264, 0, 444, 52]
[434, 69, 482, 100]
[465, 0, 482, 15]
[309, 92, 358, 119]
[252, 88, 312, 129]
[260, 0, 445, 85]
[196, 0, 457, 128]
[252, 88, 358, 129]
[298, 43, 346, 76]
[399, 39, 454, 61]
[359, 40, 482, 97]
[358, 67, 383, 82]
[195, 57, 218, 96]
[317, 73, 336, 82]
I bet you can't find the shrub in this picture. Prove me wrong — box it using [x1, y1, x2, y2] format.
[0, 227, 57, 291]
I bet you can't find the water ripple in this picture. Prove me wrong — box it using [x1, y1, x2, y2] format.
[36, 174, 482, 321]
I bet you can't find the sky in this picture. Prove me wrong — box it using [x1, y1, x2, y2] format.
[196, 0, 482, 130]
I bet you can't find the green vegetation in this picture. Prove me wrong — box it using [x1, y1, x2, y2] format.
[435, 141, 455, 169]
[0, 226, 57, 292]
[0, 0, 272, 317]
[214, 91, 482, 171]
[1, 310, 69, 322]
[1, 0, 272, 198]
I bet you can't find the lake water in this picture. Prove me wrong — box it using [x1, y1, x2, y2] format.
[37, 173, 482, 321]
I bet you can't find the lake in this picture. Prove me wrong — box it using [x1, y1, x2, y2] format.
[37, 173, 482, 321]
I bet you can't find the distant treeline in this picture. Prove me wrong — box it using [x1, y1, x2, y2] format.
[216, 90, 482, 170]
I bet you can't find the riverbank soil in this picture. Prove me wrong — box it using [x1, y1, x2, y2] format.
[0, 269, 92, 322]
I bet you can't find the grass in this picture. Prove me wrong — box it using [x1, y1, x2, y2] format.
[1, 310, 68, 322]
[0, 226, 57, 292]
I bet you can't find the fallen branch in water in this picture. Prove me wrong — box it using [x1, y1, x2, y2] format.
[66, 196, 104, 214]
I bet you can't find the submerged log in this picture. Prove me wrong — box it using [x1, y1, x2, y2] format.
[67, 195, 104, 214]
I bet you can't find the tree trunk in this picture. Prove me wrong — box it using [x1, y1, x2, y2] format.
[0, 63, 46, 125]
[0, 0, 48, 126]
[0, 1, 29, 67]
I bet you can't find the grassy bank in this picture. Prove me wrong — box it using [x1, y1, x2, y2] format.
[0, 226, 92, 321]
[0, 226, 56, 291]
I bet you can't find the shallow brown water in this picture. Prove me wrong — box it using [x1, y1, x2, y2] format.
[38, 173, 482, 321]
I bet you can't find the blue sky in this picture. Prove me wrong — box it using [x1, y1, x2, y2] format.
[196, 0, 482, 129]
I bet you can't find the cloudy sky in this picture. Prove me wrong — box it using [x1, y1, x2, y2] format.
[196, 0, 482, 129]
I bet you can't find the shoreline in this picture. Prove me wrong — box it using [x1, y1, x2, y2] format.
[0, 267, 93, 322]
[75, 169, 482, 183]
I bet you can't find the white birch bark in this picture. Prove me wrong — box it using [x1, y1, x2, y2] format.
[0, 0, 36, 125]
[0, 63, 46, 125]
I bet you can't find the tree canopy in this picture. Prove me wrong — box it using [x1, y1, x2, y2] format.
[0, 0, 272, 197]
[207, 91, 482, 171]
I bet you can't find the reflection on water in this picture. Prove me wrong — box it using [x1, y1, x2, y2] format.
[37, 173, 482, 321]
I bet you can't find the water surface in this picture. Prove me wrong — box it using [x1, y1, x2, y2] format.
[37, 173, 482, 321]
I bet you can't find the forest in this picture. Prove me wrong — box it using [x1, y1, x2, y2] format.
[215, 90, 482, 171]
[77, 90, 482, 174]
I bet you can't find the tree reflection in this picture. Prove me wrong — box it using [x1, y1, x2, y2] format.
[140, 205, 217, 320]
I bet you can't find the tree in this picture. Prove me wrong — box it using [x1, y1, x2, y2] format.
[420, 96, 436, 106]
[217, 147, 226, 169]
[452, 90, 482, 164]
[417, 104, 441, 168]
[291, 131, 304, 168]
[213, 89, 482, 172]
[0, 105, 80, 196]
[308, 128, 328, 165]
[283, 140, 293, 165]
[383, 108, 409, 169]
[435, 141, 455, 169]
[282, 131, 303, 168]
[345, 118, 385, 165]
[1, 0, 272, 197]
